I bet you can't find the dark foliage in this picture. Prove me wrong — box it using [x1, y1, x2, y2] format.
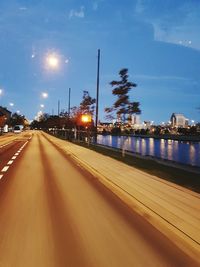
[105, 68, 141, 122]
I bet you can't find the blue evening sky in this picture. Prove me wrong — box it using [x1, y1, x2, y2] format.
[0, 0, 200, 124]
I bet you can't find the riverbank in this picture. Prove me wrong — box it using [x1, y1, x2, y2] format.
[101, 133, 200, 142]
[72, 140, 200, 194]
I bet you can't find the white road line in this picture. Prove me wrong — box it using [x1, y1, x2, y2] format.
[0, 140, 30, 178]
[1, 166, 9, 172]
[0, 141, 13, 148]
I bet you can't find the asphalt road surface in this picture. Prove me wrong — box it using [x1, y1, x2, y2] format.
[0, 131, 198, 267]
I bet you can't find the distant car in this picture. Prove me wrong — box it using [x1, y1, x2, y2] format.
[13, 125, 22, 133]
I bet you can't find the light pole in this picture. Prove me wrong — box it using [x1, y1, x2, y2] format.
[68, 87, 71, 117]
[95, 49, 100, 142]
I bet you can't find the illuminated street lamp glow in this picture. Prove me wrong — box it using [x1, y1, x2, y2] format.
[17, 110, 20, 114]
[0, 89, 3, 95]
[42, 92, 48, 98]
[46, 53, 59, 70]
[81, 114, 92, 123]
[9, 102, 14, 107]
[40, 104, 44, 108]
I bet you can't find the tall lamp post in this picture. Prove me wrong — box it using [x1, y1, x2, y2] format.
[68, 87, 71, 117]
[95, 49, 100, 142]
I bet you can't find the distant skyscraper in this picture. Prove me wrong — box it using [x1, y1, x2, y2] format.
[131, 114, 140, 125]
[170, 113, 188, 127]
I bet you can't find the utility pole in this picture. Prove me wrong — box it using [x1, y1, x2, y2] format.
[58, 100, 60, 116]
[68, 88, 71, 117]
[95, 49, 100, 142]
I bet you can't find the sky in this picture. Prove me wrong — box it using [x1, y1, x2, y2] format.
[0, 0, 200, 124]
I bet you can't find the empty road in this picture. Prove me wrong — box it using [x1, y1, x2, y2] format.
[0, 131, 198, 267]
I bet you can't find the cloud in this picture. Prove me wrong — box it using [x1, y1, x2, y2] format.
[93, 2, 98, 11]
[92, 0, 104, 11]
[134, 0, 200, 50]
[134, 0, 145, 14]
[19, 7, 28, 11]
[69, 6, 85, 19]
[134, 74, 190, 82]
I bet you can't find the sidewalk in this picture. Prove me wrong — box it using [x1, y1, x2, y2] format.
[43, 132, 200, 262]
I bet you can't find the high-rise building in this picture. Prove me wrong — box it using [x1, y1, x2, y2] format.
[131, 114, 140, 125]
[170, 113, 188, 127]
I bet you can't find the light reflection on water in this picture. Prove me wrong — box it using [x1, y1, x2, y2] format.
[97, 135, 200, 167]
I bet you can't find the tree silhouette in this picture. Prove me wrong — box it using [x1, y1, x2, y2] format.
[105, 68, 141, 122]
[79, 90, 96, 115]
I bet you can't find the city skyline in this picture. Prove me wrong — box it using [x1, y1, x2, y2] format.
[0, 0, 200, 123]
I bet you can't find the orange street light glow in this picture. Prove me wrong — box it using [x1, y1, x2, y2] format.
[81, 114, 92, 123]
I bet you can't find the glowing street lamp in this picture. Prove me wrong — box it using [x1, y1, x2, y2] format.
[45, 53, 60, 70]
[40, 104, 44, 108]
[0, 89, 3, 95]
[9, 102, 14, 107]
[81, 114, 92, 123]
[42, 92, 48, 98]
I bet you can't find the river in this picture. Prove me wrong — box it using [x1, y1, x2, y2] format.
[97, 135, 200, 168]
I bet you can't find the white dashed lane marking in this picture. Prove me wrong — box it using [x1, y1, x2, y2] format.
[0, 140, 29, 181]
[0, 141, 13, 149]
[1, 166, 10, 172]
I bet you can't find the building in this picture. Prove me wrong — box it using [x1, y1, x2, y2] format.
[170, 113, 188, 127]
[0, 106, 11, 127]
[131, 114, 140, 125]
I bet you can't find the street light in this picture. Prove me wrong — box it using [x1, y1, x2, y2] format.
[81, 114, 92, 123]
[42, 92, 48, 98]
[81, 114, 92, 146]
[45, 53, 60, 71]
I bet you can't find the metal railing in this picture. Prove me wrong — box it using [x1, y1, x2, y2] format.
[47, 128, 95, 145]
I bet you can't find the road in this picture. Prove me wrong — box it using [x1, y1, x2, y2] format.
[0, 131, 198, 267]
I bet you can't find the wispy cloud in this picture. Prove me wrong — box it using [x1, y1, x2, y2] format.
[134, 74, 191, 82]
[19, 7, 28, 11]
[92, 0, 104, 11]
[69, 6, 85, 19]
[134, 0, 145, 14]
[93, 2, 98, 11]
[134, 0, 200, 50]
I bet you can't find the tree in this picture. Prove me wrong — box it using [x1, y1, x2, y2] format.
[9, 113, 26, 127]
[70, 91, 96, 127]
[79, 90, 96, 115]
[105, 68, 141, 122]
